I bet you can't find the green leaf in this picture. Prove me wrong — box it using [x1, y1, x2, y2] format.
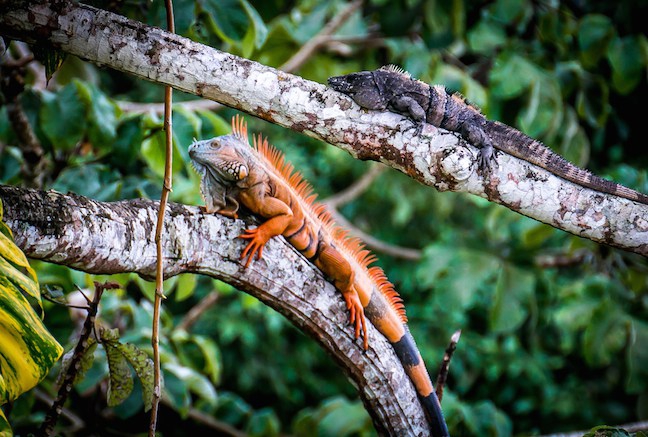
[575, 77, 609, 127]
[488, 0, 530, 27]
[173, 274, 197, 302]
[74, 81, 120, 148]
[518, 78, 563, 139]
[246, 408, 280, 437]
[467, 20, 507, 54]
[140, 128, 185, 179]
[188, 334, 221, 384]
[582, 304, 627, 366]
[489, 265, 535, 333]
[197, 0, 250, 45]
[172, 108, 202, 165]
[626, 320, 648, 393]
[240, 0, 268, 57]
[165, 363, 217, 407]
[213, 392, 251, 426]
[578, 14, 614, 68]
[102, 330, 134, 407]
[489, 53, 540, 99]
[560, 108, 590, 167]
[197, 110, 231, 139]
[118, 343, 154, 411]
[51, 163, 123, 201]
[39, 84, 86, 151]
[607, 36, 645, 94]
[314, 397, 372, 436]
[520, 222, 557, 249]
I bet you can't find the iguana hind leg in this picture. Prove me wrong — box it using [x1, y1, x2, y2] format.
[315, 244, 369, 349]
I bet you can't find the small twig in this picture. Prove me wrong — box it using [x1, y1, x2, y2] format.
[12, 41, 48, 90]
[117, 98, 221, 115]
[74, 284, 91, 303]
[177, 291, 220, 331]
[164, 401, 247, 437]
[320, 164, 421, 259]
[150, 1, 175, 435]
[279, 0, 364, 73]
[38, 281, 118, 436]
[323, 163, 384, 209]
[1, 46, 49, 188]
[534, 249, 588, 268]
[435, 329, 461, 403]
[34, 389, 85, 434]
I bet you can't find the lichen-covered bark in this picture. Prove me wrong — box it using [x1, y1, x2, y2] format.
[0, 0, 646, 255]
[0, 185, 429, 435]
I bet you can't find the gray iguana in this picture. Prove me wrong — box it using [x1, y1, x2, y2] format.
[328, 65, 648, 205]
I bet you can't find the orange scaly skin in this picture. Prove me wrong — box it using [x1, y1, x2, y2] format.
[189, 116, 449, 436]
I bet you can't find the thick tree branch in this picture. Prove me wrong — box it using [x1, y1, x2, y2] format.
[1, 0, 646, 255]
[117, 1, 362, 115]
[0, 0, 646, 255]
[0, 184, 429, 435]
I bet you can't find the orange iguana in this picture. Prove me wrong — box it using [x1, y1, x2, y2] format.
[189, 116, 450, 436]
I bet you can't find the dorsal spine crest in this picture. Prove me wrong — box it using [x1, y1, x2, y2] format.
[236, 118, 407, 322]
[381, 64, 411, 79]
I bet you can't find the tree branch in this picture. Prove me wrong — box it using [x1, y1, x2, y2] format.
[323, 163, 385, 209]
[1, 0, 645, 255]
[0, 184, 429, 435]
[116, 1, 362, 115]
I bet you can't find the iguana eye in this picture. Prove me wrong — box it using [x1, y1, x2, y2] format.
[210, 141, 219, 148]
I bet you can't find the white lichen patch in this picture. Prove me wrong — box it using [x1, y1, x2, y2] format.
[439, 146, 474, 182]
[321, 104, 347, 120]
[250, 71, 280, 105]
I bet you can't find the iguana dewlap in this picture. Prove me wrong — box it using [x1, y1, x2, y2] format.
[189, 116, 449, 436]
[328, 65, 648, 205]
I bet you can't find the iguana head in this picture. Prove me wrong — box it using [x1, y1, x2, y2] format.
[328, 70, 390, 110]
[189, 136, 249, 185]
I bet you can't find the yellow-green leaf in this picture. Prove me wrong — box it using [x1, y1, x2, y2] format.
[0, 278, 63, 403]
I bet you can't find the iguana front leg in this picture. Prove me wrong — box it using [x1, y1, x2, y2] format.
[390, 95, 426, 134]
[238, 196, 293, 267]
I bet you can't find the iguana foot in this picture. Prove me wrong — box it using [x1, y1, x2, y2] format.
[343, 292, 368, 350]
[238, 227, 271, 267]
[200, 205, 239, 219]
[405, 119, 424, 136]
[477, 144, 496, 174]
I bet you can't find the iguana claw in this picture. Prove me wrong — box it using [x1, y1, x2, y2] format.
[344, 292, 368, 350]
[238, 227, 270, 267]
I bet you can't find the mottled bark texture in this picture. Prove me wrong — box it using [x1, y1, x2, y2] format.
[0, 185, 429, 435]
[0, 0, 646, 255]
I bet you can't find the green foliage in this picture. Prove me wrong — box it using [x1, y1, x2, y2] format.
[1, 0, 647, 435]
